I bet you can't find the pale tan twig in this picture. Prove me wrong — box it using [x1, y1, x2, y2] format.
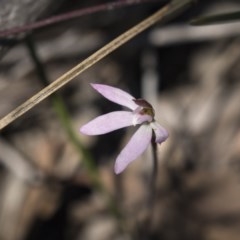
[0, 0, 192, 130]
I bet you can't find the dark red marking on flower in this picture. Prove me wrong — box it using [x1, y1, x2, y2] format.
[133, 98, 155, 118]
[133, 98, 153, 109]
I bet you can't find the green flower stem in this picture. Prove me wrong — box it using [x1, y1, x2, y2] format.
[150, 139, 158, 207]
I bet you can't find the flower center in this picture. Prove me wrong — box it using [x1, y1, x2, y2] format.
[133, 98, 155, 118]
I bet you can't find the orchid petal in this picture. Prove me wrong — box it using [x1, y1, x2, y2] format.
[114, 124, 152, 174]
[80, 111, 134, 135]
[150, 121, 169, 144]
[91, 83, 138, 110]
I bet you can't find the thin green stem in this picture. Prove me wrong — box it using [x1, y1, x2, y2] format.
[137, 139, 158, 240]
[26, 35, 103, 190]
[25, 35, 123, 217]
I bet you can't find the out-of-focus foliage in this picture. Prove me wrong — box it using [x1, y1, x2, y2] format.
[192, 10, 240, 25]
[1, 1, 240, 240]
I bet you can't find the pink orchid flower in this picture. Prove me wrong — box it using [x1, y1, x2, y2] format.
[80, 84, 168, 174]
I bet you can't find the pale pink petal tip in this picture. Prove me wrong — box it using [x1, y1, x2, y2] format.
[150, 122, 169, 144]
[90, 83, 138, 110]
[114, 124, 152, 174]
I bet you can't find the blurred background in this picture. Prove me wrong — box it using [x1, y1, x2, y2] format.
[0, 0, 240, 239]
